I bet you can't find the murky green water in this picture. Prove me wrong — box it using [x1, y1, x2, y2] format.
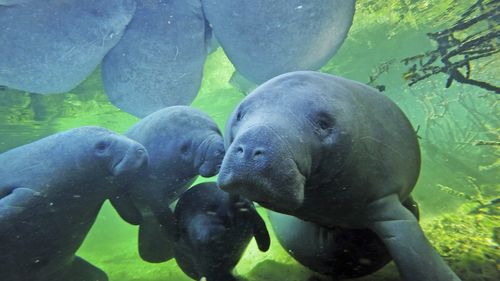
[1, 1, 498, 281]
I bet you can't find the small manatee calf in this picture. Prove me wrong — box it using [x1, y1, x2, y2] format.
[0, 0, 136, 94]
[172, 182, 270, 281]
[124, 106, 225, 263]
[218, 71, 462, 281]
[268, 196, 420, 279]
[102, 0, 208, 117]
[201, 0, 355, 84]
[0, 126, 148, 281]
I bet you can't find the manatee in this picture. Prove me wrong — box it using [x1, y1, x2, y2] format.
[0, 126, 148, 281]
[0, 0, 30, 6]
[124, 106, 225, 262]
[0, 0, 136, 94]
[218, 71, 462, 281]
[201, 0, 355, 84]
[171, 182, 270, 281]
[102, 0, 208, 117]
[268, 196, 420, 279]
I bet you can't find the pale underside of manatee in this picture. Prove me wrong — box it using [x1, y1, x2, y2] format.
[202, 0, 356, 84]
[102, 0, 208, 117]
[0, 0, 136, 94]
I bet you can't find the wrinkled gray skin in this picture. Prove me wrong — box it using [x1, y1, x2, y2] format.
[268, 196, 420, 279]
[0, 0, 136, 94]
[102, 0, 208, 117]
[172, 182, 270, 281]
[201, 0, 355, 84]
[125, 106, 225, 263]
[0, 126, 148, 281]
[218, 71, 462, 281]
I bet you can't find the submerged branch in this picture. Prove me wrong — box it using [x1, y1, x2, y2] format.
[402, 0, 499, 93]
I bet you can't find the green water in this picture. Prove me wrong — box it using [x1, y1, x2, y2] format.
[1, 1, 498, 280]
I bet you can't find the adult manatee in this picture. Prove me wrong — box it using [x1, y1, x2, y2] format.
[124, 106, 225, 262]
[268, 196, 419, 279]
[0, 0, 136, 94]
[102, 0, 208, 117]
[218, 71, 462, 281]
[172, 182, 269, 281]
[201, 0, 355, 84]
[0, 126, 148, 281]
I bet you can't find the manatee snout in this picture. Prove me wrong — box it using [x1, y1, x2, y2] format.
[111, 141, 149, 176]
[196, 134, 225, 177]
[218, 125, 306, 211]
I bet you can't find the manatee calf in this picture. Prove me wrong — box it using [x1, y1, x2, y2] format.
[102, 0, 208, 117]
[268, 197, 419, 279]
[171, 182, 270, 281]
[218, 71, 462, 281]
[0, 126, 148, 281]
[201, 0, 355, 84]
[0, 0, 136, 94]
[124, 106, 225, 263]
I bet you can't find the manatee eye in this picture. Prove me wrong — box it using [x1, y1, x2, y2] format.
[314, 112, 335, 132]
[94, 140, 109, 153]
[180, 142, 190, 154]
[236, 111, 243, 121]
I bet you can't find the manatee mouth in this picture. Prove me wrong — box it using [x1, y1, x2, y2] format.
[111, 155, 126, 174]
[218, 158, 306, 212]
[111, 147, 147, 176]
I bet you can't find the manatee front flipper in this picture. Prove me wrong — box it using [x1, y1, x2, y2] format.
[51, 256, 108, 281]
[368, 194, 461, 281]
[0, 185, 15, 200]
[109, 193, 143, 225]
[138, 213, 175, 263]
[0, 187, 42, 220]
[248, 206, 270, 252]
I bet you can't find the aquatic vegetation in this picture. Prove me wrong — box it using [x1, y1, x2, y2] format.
[423, 202, 499, 281]
[402, 0, 499, 93]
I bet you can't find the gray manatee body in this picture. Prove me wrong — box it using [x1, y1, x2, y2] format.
[173, 182, 270, 281]
[0, 126, 148, 281]
[218, 71, 462, 281]
[268, 196, 420, 279]
[102, 0, 208, 117]
[201, 0, 355, 84]
[0, 0, 135, 94]
[0, 0, 30, 5]
[124, 106, 225, 263]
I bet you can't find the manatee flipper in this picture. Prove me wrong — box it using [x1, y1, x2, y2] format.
[0, 187, 37, 221]
[138, 215, 175, 263]
[229, 71, 257, 95]
[109, 193, 143, 225]
[248, 207, 270, 252]
[53, 256, 108, 281]
[369, 194, 461, 281]
[0, 185, 15, 199]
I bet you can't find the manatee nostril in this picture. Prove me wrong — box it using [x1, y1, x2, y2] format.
[236, 146, 244, 154]
[253, 148, 265, 158]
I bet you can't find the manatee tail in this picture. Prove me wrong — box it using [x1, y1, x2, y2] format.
[138, 215, 175, 263]
[368, 194, 462, 281]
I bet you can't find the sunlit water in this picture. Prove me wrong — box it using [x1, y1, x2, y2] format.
[0, 1, 498, 280]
